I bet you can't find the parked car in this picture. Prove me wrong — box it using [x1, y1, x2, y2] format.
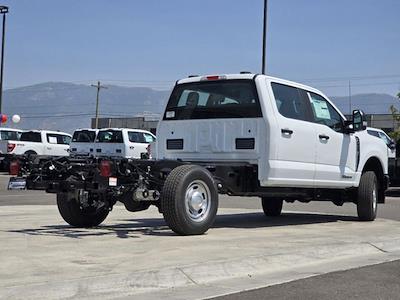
[0, 130, 71, 156]
[94, 128, 156, 159]
[10, 73, 389, 235]
[69, 128, 98, 157]
[367, 127, 396, 158]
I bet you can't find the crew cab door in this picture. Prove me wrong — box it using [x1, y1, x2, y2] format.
[126, 131, 155, 159]
[270, 83, 316, 187]
[308, 92, 357, 187]
[45, 133, 71, 156]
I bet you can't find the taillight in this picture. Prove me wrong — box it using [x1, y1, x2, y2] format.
[7, 143, 16, 153]
[201, 75, 227, 81]
[99, 160, 112, 177]
[9, 160, 20, 176]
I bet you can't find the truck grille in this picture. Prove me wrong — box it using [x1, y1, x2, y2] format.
[235, 138, 255, 150]
[167, 139, 184, 150]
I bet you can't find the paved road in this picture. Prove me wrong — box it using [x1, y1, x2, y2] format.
[212, 260, 400, 300]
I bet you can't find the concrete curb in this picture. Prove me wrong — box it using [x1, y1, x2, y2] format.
[2, 241, 400, 299]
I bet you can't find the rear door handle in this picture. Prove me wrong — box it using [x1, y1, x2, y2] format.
[319, 134, 330, 140]
[281, 129, 293, 135]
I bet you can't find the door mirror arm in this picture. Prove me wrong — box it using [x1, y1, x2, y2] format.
[343, 120, 354, 134]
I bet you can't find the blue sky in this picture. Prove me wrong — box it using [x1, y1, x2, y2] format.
[2, 0, 400, 96]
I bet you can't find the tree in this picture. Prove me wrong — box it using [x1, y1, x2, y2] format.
[389, 93, 400, 141]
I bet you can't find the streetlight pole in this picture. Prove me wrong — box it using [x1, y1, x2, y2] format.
[261, 0, 268, 74]
[0, 6, 8, 115]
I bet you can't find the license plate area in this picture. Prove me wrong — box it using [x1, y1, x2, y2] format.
[8, 177, 27, 190]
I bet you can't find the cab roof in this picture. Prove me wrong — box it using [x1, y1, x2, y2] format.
[177, 73, 325, 97]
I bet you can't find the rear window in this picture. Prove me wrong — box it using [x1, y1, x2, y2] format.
[0, 130, 21, 141]
[163, 79, 262, 120]
[20, 132, 42, 143]
[97, 130, 123, 143]
[128, 131, 156, 143]
[72, 130, 96, 143]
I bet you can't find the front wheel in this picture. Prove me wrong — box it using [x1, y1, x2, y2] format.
[357, 171, 378, 221]
[57, 192, 110, 227]
[261, 197, 283, 217]
[161, 165, 218, 235]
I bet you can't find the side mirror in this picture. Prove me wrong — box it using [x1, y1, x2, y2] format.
[352, 110, 367, 131]
[389, 140, 396, 150]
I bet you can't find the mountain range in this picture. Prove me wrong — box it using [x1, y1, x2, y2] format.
[2, 82, 399, 133]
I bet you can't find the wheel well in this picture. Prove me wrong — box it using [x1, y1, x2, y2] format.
[362, 157, 385, 203]
[24, 150, 37, 155]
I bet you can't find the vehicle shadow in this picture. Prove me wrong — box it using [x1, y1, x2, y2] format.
[7, 211, 358, 239]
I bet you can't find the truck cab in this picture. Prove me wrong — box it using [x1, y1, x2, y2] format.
[157, 73, 388, 191]
[5, 130, 71, 156]
[70, 128, 98, 157]
[95, 128, 156, 159]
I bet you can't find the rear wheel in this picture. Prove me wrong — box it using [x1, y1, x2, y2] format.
[261, 197, 283, 217]
[357, 171, 378, 221]
[161, 165, 218, 235]
[57, 192, 109, 227]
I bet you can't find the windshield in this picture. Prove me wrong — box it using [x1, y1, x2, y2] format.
[163, 79, 262, 120]
[0, 130, 21, 141]
[72, 130, 96, 143]
[20, 132, 41, 143]
[97, 130, 123, 143]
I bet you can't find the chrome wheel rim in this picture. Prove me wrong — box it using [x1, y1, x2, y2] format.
[185, 180, 211, 222]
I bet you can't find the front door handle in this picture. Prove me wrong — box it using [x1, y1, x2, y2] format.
[281, 129, 294, 135]
[319, 134, 330, 140]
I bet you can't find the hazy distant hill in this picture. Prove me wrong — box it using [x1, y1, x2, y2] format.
[3, 82, 170, 133]
[2, 82, 398, 132]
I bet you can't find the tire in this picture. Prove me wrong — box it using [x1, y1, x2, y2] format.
[261, 197, 283, 217]
[357, 171, 378, 221]
[57, 192, 109, 227]
[161, 165, 218, 235]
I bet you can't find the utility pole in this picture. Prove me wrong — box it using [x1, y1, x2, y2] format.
[348, 80, 352, 115]
[0, 6, 9, 115]
[91, 81, 107, 129]
[261, 0, 268, 74]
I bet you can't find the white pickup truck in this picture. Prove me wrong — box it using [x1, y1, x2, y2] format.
[94, 128, 156, 159]
[1, 130, 71, 156]
[69, 128, 98, 157]
[17, 73, 389, 235]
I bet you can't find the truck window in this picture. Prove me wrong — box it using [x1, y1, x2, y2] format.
[72, 130, 96, 143]
[163, 79, 262, 120]
[97, 130, 124, 143]
[128, 132, 145, 143]
[128, 132, 156, 143]
[47, 134, 71, 145]
[144, 133, 155, 143]
[308, 92, 343, 132]
[20, 132, 42, 143]
[0, 130, 21, 141]
[271, 83, 309, 121]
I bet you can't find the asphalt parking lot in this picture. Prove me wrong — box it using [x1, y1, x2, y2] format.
[1, 174, 400, 299]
